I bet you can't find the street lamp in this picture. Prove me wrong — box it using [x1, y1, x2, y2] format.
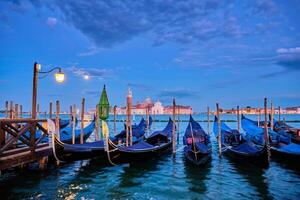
[32, 62, 65, 119]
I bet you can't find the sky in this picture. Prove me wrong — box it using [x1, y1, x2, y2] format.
[0, 0, 300, 112]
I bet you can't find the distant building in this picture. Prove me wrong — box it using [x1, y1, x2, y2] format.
[113, 98, 193, 115]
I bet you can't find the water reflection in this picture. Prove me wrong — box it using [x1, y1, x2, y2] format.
[184, 161, 211, 195]
[229, 161, 272, 199]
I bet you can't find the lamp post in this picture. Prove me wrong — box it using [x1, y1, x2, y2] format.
[31, 62, 65, 119]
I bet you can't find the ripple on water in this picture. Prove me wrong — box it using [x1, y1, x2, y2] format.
[1, 117, 300, 199]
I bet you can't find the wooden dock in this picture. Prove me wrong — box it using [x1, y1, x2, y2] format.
[0, 118, 53, 171]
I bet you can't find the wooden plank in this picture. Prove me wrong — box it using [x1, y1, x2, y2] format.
[1, 143, 49, 158]
[0, 146, 52, 171]
[0, 118, 47, 123]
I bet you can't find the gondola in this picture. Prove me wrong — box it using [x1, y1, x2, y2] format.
[59, 117, 94, 144]
[213, 116, 268, 165]
[52, 117, 156, 163]
[241, 115, 300, 161]
[183, 115, 211, 166]
[113, 116, 153, 144]
[22, 117, 79, 144]
[273, 118, 300, 144]
[107, 117, 174, 163]
[59, 118, 72, 129]
[53, 119, 98, 162]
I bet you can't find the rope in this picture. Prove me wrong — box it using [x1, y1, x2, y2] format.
[190, 122, 198, 161]
[106, 139, 117, 166]
[51, 133, 64, 163]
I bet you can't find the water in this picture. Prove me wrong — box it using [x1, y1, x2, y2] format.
[0, 114, 300, 199]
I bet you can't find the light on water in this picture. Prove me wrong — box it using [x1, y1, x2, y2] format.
[0, 114, 299, 199]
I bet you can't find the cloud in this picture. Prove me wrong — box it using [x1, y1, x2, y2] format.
[276, 47, 300, 70]
[158, 88, 200, 99]
[22, 0, 273, 47]
[68, 66, 114, 79]
[78, 46, 101, 57]
[277, 47, 300, 54]
[250, 0, 277, 15]
[46, 17, 57, 27]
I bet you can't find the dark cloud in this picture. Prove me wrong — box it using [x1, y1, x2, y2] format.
[251, 0, 277, 15]
[5, 0, 274, 47]
[276, 47, 300, 70]
[1, 0, 282, 47]
[259, 70, 287, 79]
[158, 88, 200, 99]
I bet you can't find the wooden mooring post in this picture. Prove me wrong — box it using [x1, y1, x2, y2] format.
[216, 103, 222, 157]
[10, 101, 13, 119]
[20, 105, 23, 119]
[5, 101, 8, 119]
[237, 106, 240, 133]
[113, 105, 117, 135]
[177, 106, 180, 142]
[72, 104, 76, 144]
[207, 106, 210, 135]
[69, 105, 73, 126]
[37, 104, 40, 118]
[264, 98, 270, 163]
[172, 98, 176, 156]
[278, 106, 281, 122]
[80, 98, 85, 144]
[14, 104, 19, 120]
[270, 102, 274, 130]
[95, 104, 100, 141]
[55, 100, 60, 141]
[49, 102, 53, 119]
[258, 108, 261, 126]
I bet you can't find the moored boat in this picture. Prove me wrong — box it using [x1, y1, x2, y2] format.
[213, 116, 268, 165]
[183, 115, 211, 166]
[53, 119, 99, 162]
[241, 115, 300, 161]
[108, 117, 174, 163]
[273, 118, 300, 144]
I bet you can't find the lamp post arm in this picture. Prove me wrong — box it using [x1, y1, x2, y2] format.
[39, 67, 62, 74]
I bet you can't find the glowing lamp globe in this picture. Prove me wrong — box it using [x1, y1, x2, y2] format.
[55, 71, 65, 83]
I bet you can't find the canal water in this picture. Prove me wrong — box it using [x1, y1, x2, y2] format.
[0, 114, 299, 199]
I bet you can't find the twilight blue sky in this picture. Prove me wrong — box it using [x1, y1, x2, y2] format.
[0, 0, 300, 112]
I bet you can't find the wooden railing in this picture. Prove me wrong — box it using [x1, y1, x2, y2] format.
[0, 118, 48, 156]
